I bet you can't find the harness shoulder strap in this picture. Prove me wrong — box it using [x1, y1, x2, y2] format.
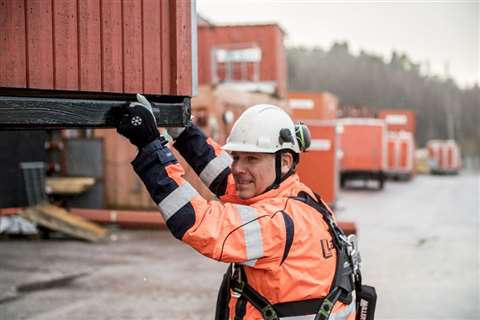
[292, 191, 355, 306]
[215, 192, 355, 320]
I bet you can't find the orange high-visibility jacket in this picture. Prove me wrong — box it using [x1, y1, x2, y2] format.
[132, 126, 355, 320]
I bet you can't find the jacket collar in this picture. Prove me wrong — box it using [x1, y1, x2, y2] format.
[225, 174, 311, 205]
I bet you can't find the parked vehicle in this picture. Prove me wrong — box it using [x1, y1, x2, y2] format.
[288, 91, 338, 121]
[295, 120, 339, 207]
[427, 140, 462, 174]
[385, 131, 415, 180]
[377, 109, 416, 135]
[338, 118, 387, 190]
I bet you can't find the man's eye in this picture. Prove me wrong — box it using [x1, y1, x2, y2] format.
[247, 156, 258, 162]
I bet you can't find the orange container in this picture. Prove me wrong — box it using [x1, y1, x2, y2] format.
[0, 0, 193, 96]
[338, 118, 387, 189]
[385, 131, 415, 180]
[296, 121, 339, 207]
[377, 109, 416, 134]
[288, 91, 338, 120]
[427, 140, 461, 174]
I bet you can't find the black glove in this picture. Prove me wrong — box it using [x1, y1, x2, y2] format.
[117, 94, 160, 148]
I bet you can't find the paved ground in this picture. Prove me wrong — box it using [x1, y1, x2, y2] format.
[1, 172, 478, 320]
[338, 171, 479, 319]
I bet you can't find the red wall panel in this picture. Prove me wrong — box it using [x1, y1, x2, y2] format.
[78, 0, 102, 91]
[0, 0, 27, 87]
[101, 0, 123, 93]
[26, 0, 54, 88]
[0, 0, 192, 96]
[142, 0, 162, 94]
[53, 0, 79, 90]
[122, 0, 143, 93]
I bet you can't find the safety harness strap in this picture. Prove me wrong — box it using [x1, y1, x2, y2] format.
[230, 265, 278, 320]
[217, 192, 355, 320]
[231, 264, 345, 320]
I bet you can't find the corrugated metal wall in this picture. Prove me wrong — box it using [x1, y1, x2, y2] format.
[0, 0, 192, 96]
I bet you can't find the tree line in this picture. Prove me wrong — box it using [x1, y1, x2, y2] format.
[287, 42, 480, 157]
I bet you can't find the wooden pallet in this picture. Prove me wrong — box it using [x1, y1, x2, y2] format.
[18, 203, 107, 242]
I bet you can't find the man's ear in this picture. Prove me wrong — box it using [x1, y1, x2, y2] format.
[281, 152, 293, 175]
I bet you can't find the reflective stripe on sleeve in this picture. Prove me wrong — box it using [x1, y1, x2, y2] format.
[199, 151, 232, 187]
[158, 183, 199, 222]
[234, 205, 264, 266]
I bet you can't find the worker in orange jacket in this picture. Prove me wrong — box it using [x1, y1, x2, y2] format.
[116, 94, 361, 320]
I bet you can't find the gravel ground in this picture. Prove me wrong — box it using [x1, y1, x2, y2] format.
[1, 172, 478, 320]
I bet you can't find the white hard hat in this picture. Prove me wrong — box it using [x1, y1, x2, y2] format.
[222, 104, 300, 153]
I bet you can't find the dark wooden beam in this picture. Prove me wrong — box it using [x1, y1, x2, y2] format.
[0, 89, 191, 129]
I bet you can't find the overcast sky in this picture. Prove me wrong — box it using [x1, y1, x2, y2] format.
[197, 0, 479, 89]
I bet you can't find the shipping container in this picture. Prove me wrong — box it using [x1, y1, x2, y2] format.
[338, 118, 387, 189]
[427, 140, 461, 174]
[0, 0, 195, 129]
[197, 23, 287, 99]
[377, 109, 416, 134]
[295, 121, 339, 207]
[385, 131, 415, 180]
[288, 91, 338, 121]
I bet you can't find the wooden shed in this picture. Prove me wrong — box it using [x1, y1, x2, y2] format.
[0, 0, 195, 128]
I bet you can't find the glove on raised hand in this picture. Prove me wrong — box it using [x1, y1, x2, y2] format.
[117, 94, 160, 148]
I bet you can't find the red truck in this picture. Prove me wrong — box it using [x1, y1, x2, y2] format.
[427, 140, 462, 174]
[386, 131, 415, 180]
[295, 120, 339, 207]
[338, 118, 387, 190]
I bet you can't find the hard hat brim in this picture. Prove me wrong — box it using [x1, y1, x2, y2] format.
[222, 142, 276, 153]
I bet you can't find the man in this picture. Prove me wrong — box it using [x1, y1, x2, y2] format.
[117, 94, 357, 320]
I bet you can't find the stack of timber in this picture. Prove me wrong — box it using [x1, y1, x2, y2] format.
[18, 203, 107, 242]
[46, 177, 95, 195]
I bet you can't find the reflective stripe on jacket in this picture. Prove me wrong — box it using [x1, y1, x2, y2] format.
[132, 126, 355, 320]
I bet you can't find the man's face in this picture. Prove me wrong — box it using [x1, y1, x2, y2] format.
[230, 151, 276, 199]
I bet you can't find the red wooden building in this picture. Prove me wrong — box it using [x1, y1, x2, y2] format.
[0, 0, 193, 97]
[197, 23, 288, 99]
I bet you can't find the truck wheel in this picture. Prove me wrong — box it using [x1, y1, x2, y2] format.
[340, 175, 346, 189]
[378, 175, 385, 190]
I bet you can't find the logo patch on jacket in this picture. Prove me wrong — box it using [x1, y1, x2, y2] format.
[321, 239, 334, 259]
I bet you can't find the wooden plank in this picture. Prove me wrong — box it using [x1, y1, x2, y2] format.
[18, 203, 107, 242]
[122, 0, 143, 93]
[78, 0, 102, 91]
[0, 95, 191, 129]
[173, 0, 192, 96]
[160, 0, 171, 94]
[101, 0, 123, 93]
[142, 0, 162, 94]
[53, 0, 79, 90]
[46, 177, 95, 195]
[26, 0, 54, 89]
[0, 0, 27, 87]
